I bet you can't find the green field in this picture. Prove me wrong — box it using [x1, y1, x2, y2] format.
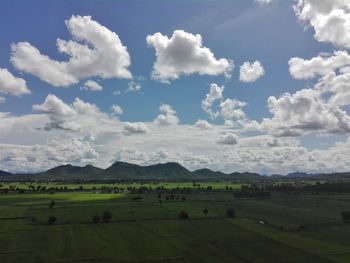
[1, 189, 350, 262]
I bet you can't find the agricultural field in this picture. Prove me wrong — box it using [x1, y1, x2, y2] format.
[0, 187, 350, 262]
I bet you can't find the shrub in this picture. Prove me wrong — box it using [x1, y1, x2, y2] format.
[226, 208, 236, 218]
[341, 211, 350, 221]
[102, 211, 112, 222]
[92, 215, 101, 224]
[49, 200, 56, 209]
[178, 211, 189, 220]
[48, 216, 57, 225]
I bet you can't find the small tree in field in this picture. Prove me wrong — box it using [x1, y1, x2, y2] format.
[178, 211, 189, 220]
[341, 211, 350, 221]
[49, 200, 56, 209]
[92, 215, 101, 224]
[102, 211, 112, 222]
[203, 209, 208, 216]
[48, 216, 57, 225]
[226, 208, 236, 218]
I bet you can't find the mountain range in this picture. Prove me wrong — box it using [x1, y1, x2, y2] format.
[0, 161, 262, 181]
[1, 162, 350, 181]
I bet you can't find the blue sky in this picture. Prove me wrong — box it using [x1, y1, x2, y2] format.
[1, 0, 350, 174]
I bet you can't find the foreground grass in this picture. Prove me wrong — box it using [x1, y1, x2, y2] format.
[0, 191, 350, 262]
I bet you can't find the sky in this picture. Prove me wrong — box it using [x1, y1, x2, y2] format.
[1, 0, 350, 174]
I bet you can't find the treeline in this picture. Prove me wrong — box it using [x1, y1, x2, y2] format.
[0, 183, 237, 194]
[233, 182, 350, 198]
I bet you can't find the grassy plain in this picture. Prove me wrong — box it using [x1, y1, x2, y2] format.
[0, 186, 350, 262]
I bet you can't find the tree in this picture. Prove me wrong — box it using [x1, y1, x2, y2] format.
[92, 215, 101, 224]
[203, 209, 208, 216]
[48, 216, 57, 225]
[178, 211, 189, 220]
[102, 211, 112, 222]
[341, 211, 350, 221]
[49, 200, 56, 209]
[226, 208, 236, 218]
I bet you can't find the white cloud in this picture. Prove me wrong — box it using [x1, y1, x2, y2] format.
[201, 83, 250, 128]
[0, 68, 31, 96]
[219, 98, 248, 127]
[255, 0, 273, 4]
[0, 137, 99, 173]
[289, 50, 350, 79]
[82, 80, 103, 91]
[146, 30, 233, 83]
[123, 122, 149, 135]
[217, 132, 239, 145]
[111, 104, 123, 115]
[294, 0, 350, 48]
[194, 119, 213, 130]
[0, 97, 5, 104]
[32, 94, 106, 132]
[11, 15, 131, 87]
[201, 83, 224, 119]
[4, 101, 350, 174]
[239, 61, 265, 82]
[154, 104, 179, 126]
[262, 88, 350, 137]
[127, 81, 141, 92]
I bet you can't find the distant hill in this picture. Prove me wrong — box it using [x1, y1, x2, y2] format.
[0, 170, 12, 177]
[0, 161, 265, 181]
[2, 161, 350, 182]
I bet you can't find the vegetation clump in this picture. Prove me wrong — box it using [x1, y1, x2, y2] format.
[341, 211, 350, 221]
[178, 211, 189, 220]
[102, 211, 112, 222]
[48, 216, 57, 225]
[92, 215, 101, 224]
[226, 208, 236, 218]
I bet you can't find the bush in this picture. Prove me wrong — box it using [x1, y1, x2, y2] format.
[92, 215, 101, 224]
[178, 211, 189, 220]
[102, 211, 112, 222]
[49, 200, 56, 209]
[226, 208, 236, 218]
[48, 216, 57, 225]
[341, 211, 350, 221]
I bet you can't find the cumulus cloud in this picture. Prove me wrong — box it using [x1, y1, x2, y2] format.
[11, 15, 131, 87]
[123, 122, 149, 135]
[201, 83, 224, 119]
[262, 88, 350, 137]
[127, 81, 141, 92]
[289, 50, 350, 79]
[239, 61, 265, 82]
[154, 104, 179, 126]
[82, 80, 103, 91]
[146, 30, 233, 83]
[0, 138, 99, 172]
[294, 0, 350, 48]
[219, 98, 248, 127]
[4, 102, 350, 174]
[111, 104, 123, 115]
[217, 132, 239, 145]
[33, 94, 105, 131]
[194, 119, 213, 130]
[201, 83, 250, 128]
[0, 68, 31, 96]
